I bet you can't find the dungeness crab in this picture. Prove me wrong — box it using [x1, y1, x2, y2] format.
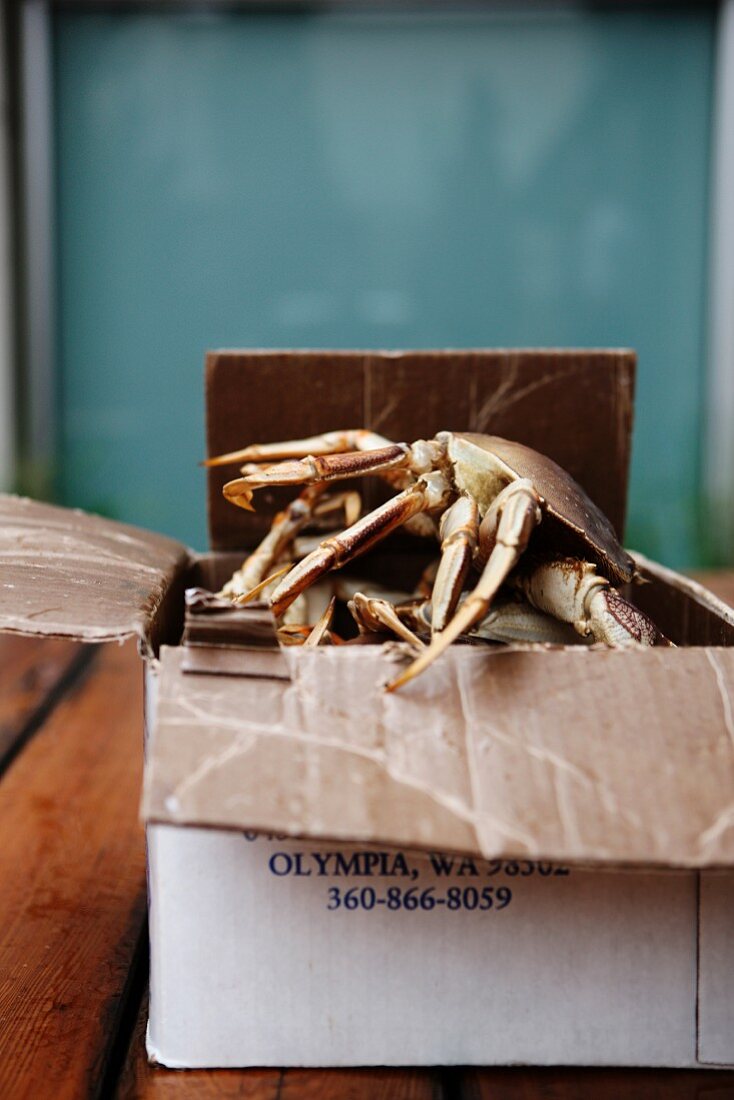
[206, 429, 669, 689]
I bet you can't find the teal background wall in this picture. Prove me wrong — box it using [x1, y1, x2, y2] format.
[54, 10, 714, 562]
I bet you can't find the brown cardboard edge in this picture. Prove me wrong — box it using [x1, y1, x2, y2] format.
[614, 350, 635, 540]
[634, 552, 734, 627]
[141, 814, 734, 875]
[0, 623, 141, 645]
[207, 346, 638, 356]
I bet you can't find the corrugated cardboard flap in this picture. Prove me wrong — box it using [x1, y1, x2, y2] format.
[144, 633, 734, 868]
[0, 494, 190, 653]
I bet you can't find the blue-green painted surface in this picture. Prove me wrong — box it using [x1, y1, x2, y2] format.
[54, 10, 714, 561]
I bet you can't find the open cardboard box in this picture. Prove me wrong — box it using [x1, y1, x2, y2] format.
[2, 350, 734, 1068]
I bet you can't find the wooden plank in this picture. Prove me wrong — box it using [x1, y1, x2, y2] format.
[460, 1067, 734, 1098]
[0, 640, 147, 1100]
[277, 1070, 441, 1099]
[0, 635, 88, 769]
[117, 989, 441, 1099]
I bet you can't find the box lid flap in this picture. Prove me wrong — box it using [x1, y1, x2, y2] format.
[0, 494, 190, 652]
[143, 639, 734, 869]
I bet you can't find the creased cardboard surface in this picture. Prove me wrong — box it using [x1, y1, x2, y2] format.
[144, 643, 734, 867]
[0, 495, 189, 649]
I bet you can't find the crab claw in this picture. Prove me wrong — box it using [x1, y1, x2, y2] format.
[223, 454, 362, 511]
[223, 477, 256, 511]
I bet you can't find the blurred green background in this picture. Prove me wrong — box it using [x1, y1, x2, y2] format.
[53, 8, 714, 563]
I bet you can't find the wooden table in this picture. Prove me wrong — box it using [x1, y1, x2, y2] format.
[2, 575, 734, 1099]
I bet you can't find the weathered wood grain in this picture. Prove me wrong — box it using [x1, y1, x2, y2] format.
[0, 640, 147, 1100]
[277, 1071, 441, 1100]
[0, 634, 88, 770]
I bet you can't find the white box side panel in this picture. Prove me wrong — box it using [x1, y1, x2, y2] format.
[146, 825, 698, 1068]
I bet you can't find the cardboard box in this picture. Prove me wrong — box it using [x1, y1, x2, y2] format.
[2, 350, 734, 1068]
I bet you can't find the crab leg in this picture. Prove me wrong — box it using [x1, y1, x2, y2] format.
[231, 564, 291, 606]
[349, 593, 425, 652]
[304, 596, 337, 647]
[269, 473, 451, 618]
[313, 490, 362, 528]
[430, 496, 479, 633]
[220, 484, 327, 597]
[204, 430, 396, 468]
[387, 479, 542, 690]
[517, 560, 670, 646]
[331, 575, 415, 608]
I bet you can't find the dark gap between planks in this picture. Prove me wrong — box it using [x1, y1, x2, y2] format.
[0, 643, 96, 776]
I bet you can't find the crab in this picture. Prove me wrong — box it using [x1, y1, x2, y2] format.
[206, 429, 669, 689]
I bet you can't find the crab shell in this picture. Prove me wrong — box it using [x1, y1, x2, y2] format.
[444, 432, 635, 585]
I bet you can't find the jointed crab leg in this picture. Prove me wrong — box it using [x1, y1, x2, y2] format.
[387, 479, 542, 690]
[431, 496, 479, 633]
[349, 593, 425, 652]
[270, 473, 451, 618]
[517, 560, 669, 647]
[304, 596, 337, 647]
[220, 484, 327, 597]
[220, 487, 361, 599]
[313, 490, 362, 528]
[204, 430, 396, 468]
[231, 564, 291, 606]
